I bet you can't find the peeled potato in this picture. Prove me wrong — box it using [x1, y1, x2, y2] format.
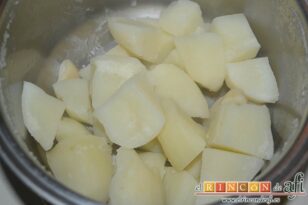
[108, 17, 174, 63]
[53, 79, 92, 124]
[109, 148, 164, 205]
[194, 22, 211, 34]
[139, 152, 166, 178]
[196, 148, 264, 205]
[91, 55, 146, 109]
[148, 64, 209, 118]
[158, 99, 206, 171]
[47, 135, 113, 203]
[139, 139, 164, 153]
[56, 117, 90, 142]
[175, 33, 225, 91]
[185, 154, 202, 181]
[105, 45, 130, 57]
[159, 0, 203, 36]
[226, 57, 279, 103]
[79, 64, 94, 81]
[211, 13, 261, 62]
[208, 103, 274, 160]
[95, 73, 165, 148]
[163, 49, 185, 69]
[164, 167, 197, 205]
[22, 82, 65, 150]
[57, 59, 79, 81]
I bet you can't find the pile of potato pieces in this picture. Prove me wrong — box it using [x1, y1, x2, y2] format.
[21, 0, 279, 204]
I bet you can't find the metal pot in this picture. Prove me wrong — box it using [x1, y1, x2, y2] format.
[0, 0, 307, 204]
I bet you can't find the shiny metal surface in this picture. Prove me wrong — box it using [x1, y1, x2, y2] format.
[0, 0, 307, 204]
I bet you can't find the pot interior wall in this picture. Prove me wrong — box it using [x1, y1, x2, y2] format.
[0, 0, 307, 182]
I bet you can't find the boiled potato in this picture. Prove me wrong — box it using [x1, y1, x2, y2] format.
[196, 148, 264, 205]
[159, 0, 203, 36]
[53, 79, 92, 124]
[226, 57, 279, 103]
[57, 59, 79, 81]
[163, 49, 185, 69]
[208, 103, 274, 160]
[95, 73, 165, 148]
[109, 148, 164, 205]
[194, 22, 211, 34]
[164, 167, 197, 205]
[211, 13, 261, 62]
[139, 139, 164, 153]
[22, 82, 65, 150]
[158, 99, 206, 171]
[108, 17, 174, 63]
[79, 64, 94, 81]
[139, 152, 166, 178]
[105, 45, 130, 57]
[91, 55, 146, 109]
[148, 64, 209, 118]
[56, 117, 90, 142]
[47, 135, 113, 203]
[185, 154, 202, 181]
[175, 33, 225, 91]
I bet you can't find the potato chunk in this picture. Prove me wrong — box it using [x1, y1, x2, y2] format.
[211, 13, 261, 62]
[148, 64, 209, 118]
[163, 49, 185, 69]
[53, 79, 92, 124]
[57, 59, 79, 81]
[139, 139, 164, 154]
[226, 57, 279, 103]
[47, 135, 113, 202]
[108, 17, 174, 63]
[56, 117, 90, 142]
[159, 0, 203, 36]
[22, 82, 65, 150]
[91, 55, 146, 109]
[185, 154, 202, 181]
[109, 148, 164, 205]
[158, 100, 206, 171]
[95, 74, 165, 148]
[175, 33, 225, 91]
[105, 45, 130, 57]
[164, 167, 197, 205]
[140, 152, 166, 178]
[196, 148, 264, 205]
[208, 103, 274, 160]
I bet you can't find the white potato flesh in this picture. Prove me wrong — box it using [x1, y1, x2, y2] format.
[164, 167, 197, 205]
[91, 55, 146, 109]
[159, 0, 203, 36]
[208, 103, 274, 160]
[139, 152, 166, 178]
[95, 74, 165, 148]
[196, 148, 264, 205]
[57, 59, 79, 81]
[108, 17, 174, 63]
[139, 139, 164, 153]
[226, 57, 279, 103]
[47, 135, 113, 202]
[136, 18, 160, 27]
[148, 64, 209, 118]
[53, 79, 93, 124]
[79, 64, 95, 81]
[185, 154, 202, 181]
[175, 33, 225, 91]
[56, 117, 90, 142]
[158, 100, 206, 171]
[163, 49, 185, 70]
[109, 148, 164, 205]
[194, 23, 211, 34]
[211, 13, 261, 62]
[105, 45, 130, 57]
[22, 82, 65, 150]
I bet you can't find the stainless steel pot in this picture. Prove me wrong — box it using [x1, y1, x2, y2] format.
[0, 0, 307, 204]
